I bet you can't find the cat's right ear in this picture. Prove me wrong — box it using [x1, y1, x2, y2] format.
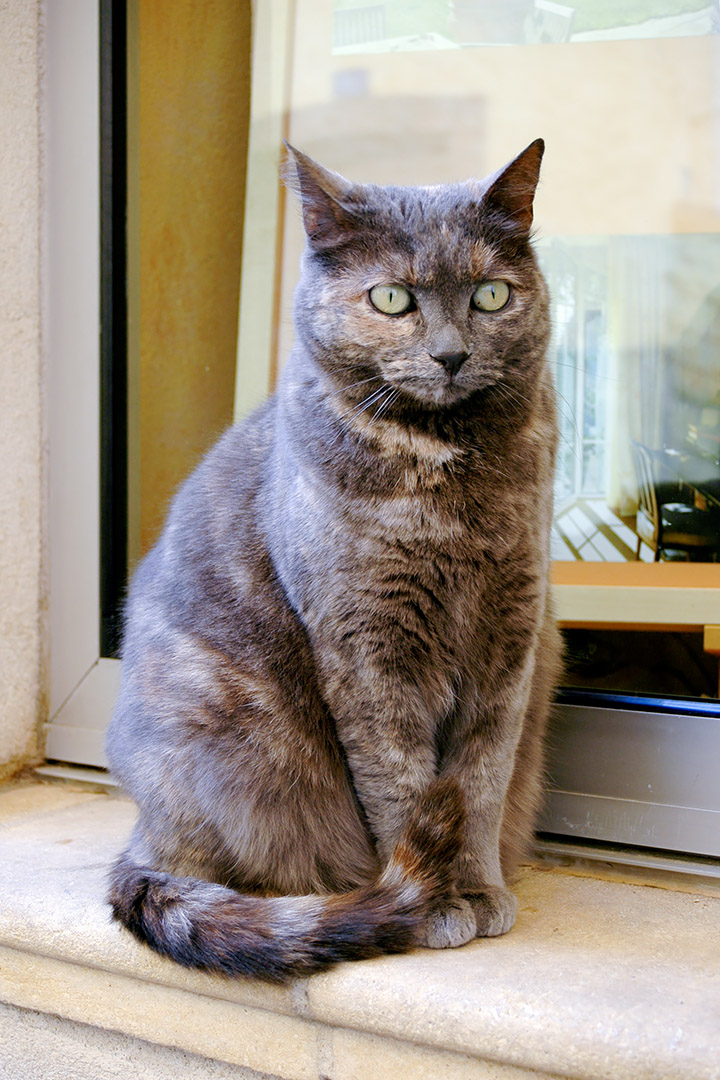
[480, 138, 545, 237]
[283, 144, 359, 252]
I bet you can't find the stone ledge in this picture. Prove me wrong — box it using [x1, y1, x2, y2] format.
[0, 779, 718, 1080]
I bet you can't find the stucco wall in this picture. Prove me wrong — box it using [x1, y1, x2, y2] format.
[0, 0, 45, 777]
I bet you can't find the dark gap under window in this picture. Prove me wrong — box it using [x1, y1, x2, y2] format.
[561, 628, 718, 701]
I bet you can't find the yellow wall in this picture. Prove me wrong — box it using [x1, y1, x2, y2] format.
[129, 1, 252, 561]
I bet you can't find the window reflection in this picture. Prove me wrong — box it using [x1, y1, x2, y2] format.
[545, 235, 720, 562]
[332, 0, 720, 53]
[278, 0, 720, 576]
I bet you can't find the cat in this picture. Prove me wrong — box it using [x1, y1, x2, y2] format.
[106, 139, 561, 983]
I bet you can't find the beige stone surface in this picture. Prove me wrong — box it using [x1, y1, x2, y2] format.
[0, 1002, 277, 1080]
[0, 784, 296, 1020]
[305, 869, 720, 1080]
[0, 0, 45, 776]
[0, 781, 718, 1080]
[0, 779, 102, 823]
[0, 945, 319, 1080]
[325, 1028, 566, 1080]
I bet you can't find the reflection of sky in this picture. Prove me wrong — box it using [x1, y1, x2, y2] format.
[332, 2, 719, 54]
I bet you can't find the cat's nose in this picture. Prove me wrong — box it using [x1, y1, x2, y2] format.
[431, 350, 470, 377]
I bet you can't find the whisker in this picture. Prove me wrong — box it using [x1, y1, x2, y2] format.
[327, 374, 382, 396]
[367, 386, 395, 423]
[553, 387, 584, 444]
[493, 381, 533, 410]
[551, 360, 617, 384]
[349, 386, 391, 415]
[337, 385, 391, 422]
[366, 387, 399, 426]
[372, 387, 400, 424]
[493, 382, 584, 470]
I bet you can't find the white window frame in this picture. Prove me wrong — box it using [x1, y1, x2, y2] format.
[46, 0, 120, 769]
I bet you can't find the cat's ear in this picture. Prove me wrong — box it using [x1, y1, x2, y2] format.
[283, 143, 359, 252]
[481, 138, 545, 236]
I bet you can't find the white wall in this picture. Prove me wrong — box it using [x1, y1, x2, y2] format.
[0, 1, 46, 777]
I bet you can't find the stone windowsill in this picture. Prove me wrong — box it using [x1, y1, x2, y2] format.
[0, 779, 718, 1080]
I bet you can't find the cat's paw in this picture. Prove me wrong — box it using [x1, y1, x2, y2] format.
[464, 885, 517, 938]
[417, 896, 477, 949]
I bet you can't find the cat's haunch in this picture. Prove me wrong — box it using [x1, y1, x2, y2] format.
[106, 141, 561, 981]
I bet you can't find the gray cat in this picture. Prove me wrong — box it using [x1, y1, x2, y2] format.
[106, 140, 561, 982]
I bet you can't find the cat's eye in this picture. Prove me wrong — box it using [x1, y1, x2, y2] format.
[369, 284, 414, 316]
[472, 280, 511, 312]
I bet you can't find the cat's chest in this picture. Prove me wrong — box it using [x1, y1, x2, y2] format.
[275, 450, 531, 626]
[278, 481, 537, 684]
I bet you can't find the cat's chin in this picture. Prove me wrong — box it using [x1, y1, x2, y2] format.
[394, 377, 494, 410]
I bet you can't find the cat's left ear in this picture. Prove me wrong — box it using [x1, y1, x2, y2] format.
[283, 143, 359, 252]
[481, 138, 545, 236]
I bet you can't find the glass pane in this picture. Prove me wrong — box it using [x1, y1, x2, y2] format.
[545, 234, 720, 564]
[275, 0, 720, 597]
[332, 1, 719, 49]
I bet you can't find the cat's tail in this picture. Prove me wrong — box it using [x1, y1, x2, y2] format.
[108, 777, 464, 983]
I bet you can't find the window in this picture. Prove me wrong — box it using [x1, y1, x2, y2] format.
[239, 0, 720, 866]
[48, 0, 720, 871]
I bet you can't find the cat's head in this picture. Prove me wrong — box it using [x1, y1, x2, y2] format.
[285, 141, 549, 412]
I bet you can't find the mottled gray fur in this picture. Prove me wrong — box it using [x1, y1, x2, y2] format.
[106, 140, 561, 979]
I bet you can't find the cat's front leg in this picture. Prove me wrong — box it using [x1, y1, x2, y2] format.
[449, 656, 538, 939]
[340, 719, 478, 949]
[456, 772, 524, 938]
[458, 840, 519, 938]
[463, 883, 518, 938]
[321, 669, 477, 949]
[457, 748, 520, 938]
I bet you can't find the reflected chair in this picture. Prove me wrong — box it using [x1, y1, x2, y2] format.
[631, 440, 720, 561]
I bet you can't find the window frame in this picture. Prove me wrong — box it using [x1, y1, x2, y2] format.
[45, 0, 720, 872]
[46, 0, 121, 769]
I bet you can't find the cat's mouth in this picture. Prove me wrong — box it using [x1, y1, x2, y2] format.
[390, 368, 499, 408]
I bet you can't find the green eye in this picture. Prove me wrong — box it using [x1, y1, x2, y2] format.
[369, 284, 413, 315]
[472, 280, 510, 312]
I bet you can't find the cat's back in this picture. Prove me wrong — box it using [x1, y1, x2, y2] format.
[116, 397, 282, 678]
